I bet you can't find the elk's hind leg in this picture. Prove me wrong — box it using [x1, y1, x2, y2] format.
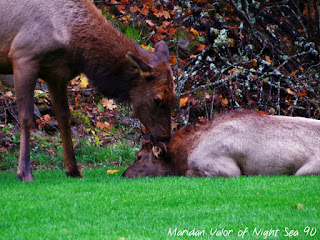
[47, 82, 82, 178]
[295, 156, 320, 176]
[13, 57, 37, 181]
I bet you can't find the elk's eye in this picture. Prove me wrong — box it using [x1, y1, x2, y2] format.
[137, 156, 142, 161]
[154, 96, 162, 106]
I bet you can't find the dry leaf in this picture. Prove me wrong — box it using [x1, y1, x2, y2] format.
[145, 19, 155, 27]
[180, 96, 189, 107]
[190, 27, 199, 36]
[107, 169, 120, 175]
[79, 75, 89, 88]
[34, 90, 45, 95]
[290, 71, 297, 77]
[265, 56, 272, 64]
[163, 11, 170, 19]
[102, 98, 117, 110]
[286, 88, 296, 96]
[252, 59, 258, 67]
[197, 44, 206, 52]
[221, 98, 228, 107]
[4, 91, 13, 98]
[96, 121, 112, 130]
[141, 5, 149, 15]
[169, 55, 176, 65]
[43, 114, 51, 122]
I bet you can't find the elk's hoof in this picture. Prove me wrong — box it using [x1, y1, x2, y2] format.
[17, 172, 35, 182]
[66, 171, 84, 178]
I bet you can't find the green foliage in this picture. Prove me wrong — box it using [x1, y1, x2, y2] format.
[0, 172, 319, 239]
[0, 131, 139, 171]
[70, 110, 91, 128]
[74, 139, 139, 166]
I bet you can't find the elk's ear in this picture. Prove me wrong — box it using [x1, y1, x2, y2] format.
[126, 52, 152, 78]
[154, 41, 169, 62]
[152, 142, 167, 158]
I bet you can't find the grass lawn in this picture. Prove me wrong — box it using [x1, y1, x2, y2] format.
[0, 168, 319, 240]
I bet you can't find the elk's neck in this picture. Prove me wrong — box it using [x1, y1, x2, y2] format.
[69, 4, 149, 100]
[168, 124, 207, 175]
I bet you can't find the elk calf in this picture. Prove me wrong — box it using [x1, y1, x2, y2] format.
[0, 0, 175, 181]
[122, 110, 320, 177]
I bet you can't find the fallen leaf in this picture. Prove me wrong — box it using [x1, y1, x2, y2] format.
[286, 88, 296, 96]
[299, 90, 307, 97]
[190, 27, 199, 36]
[221, 98, 228, 107]
[252, 59, 258, 67]
[4, 91, 13, 98]
[141, 5, 149, 15]
[295, 203, 304, 210]
[43, 114, 51, 122]
[180, 96, 189, 107]
[79, 75, 89, 88]
[290, 71, 297, 77]
[197, 44, 206, 52]
[265, 56, 272, 64]
[107, 169, 120, 175]
[169, 55, 176, 65]
[34, 90, 45, 95]
[145, 19, 155, 27]
[102, 98, 117, 111]
[96, 121, 112, 130]
[163, 11, 170, 19]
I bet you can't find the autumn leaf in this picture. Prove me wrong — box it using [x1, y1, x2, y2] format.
[163, 11, 170, 19]
[190, 27, 199, 36]
[221, 98, 228, 107]
[180, 95, 189, 107]
[96, 121, 112, 130]
[107, 169, 120, 175]
[265, 56, 272, 64]
[299, 90, 307, 97]
[169, 55, 177, 65]
[141, 5, 149, 15]
[43, 114, 51, 122]
[79, 75, 89, 88]
[168, 27, 176, 35]
[196, 44, 206, 52]
[286, 88, 296, 96]
[295, 203, 304, 210]
[252, 59, 258, 67]
[129, 5, 139, 14]
[102, 98, 117, 110]
[34, 90, 45, 95]
[290, 71, 297, 77]
[145, 19, 155, 27]
[4, 91, 13, 98]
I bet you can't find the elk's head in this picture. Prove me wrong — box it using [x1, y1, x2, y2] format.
[122, 142, 171, 178]
[127, 41, 175, 140]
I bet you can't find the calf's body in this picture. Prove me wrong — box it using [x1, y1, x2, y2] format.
[123, 110, 320, 177]
[0, 0, 175, 181]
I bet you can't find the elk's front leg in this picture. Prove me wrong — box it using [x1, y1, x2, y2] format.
[47, 83, 82, 178]
[13, 57, 37, 181]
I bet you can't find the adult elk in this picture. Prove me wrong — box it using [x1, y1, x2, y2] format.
[0, 0, 175, 181]
[122, 110, 320, 177]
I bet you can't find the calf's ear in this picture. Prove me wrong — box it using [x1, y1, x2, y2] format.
[152, 142, 167, 158]
[154, 41, 169, 62]
[126, 52, 152, 78]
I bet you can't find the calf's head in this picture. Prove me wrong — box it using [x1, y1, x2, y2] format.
[122, 142, 171, 178]
[127, 41, 175, 140]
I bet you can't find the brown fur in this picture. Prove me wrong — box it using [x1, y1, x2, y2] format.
[122, 109, 320, 178]
[0, 0, 175, 181]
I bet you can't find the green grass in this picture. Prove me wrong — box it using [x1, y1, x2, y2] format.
[0, 169, 319, 240]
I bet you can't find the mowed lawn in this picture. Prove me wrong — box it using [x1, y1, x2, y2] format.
[0, 169, 319, 240]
